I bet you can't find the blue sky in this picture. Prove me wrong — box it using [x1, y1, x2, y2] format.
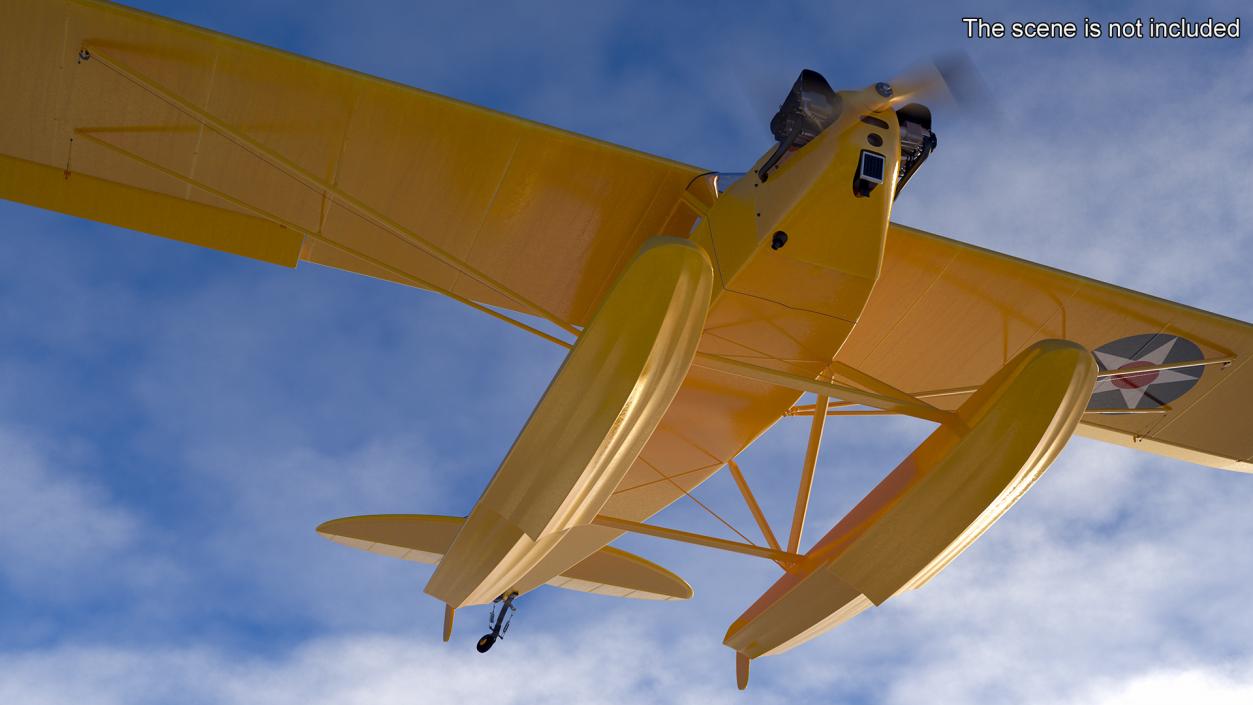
[1, 1, 1252, 702]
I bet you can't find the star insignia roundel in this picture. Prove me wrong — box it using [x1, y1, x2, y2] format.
[1088, 334, 1205, 410]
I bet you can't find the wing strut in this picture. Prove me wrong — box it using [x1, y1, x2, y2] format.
[78, 45, 580, 339]
[611, 355, 957, 565]
[614, 457, 796, 570]
[787, 395, 828, 554]
[71, 129, 576, 350]
[785, 356, 1235, 417]
[1095, 356, 1234, 378]
[726, 459, 782, 552]
[592, 515, 801, 564]
[694, 353, 954, 424]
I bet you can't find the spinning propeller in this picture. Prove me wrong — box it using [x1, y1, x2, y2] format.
[756, 53, 988, 183]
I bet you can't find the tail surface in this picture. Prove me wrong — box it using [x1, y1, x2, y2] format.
[317, 514, 692, 601]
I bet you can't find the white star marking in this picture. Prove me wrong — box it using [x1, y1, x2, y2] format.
[1091, 337, 1201, 408]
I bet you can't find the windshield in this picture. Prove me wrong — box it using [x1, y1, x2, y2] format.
[713, 172, 747, 196]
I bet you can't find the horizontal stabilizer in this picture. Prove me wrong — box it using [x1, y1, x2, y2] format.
[317, 514, 691, 601]
[318, 514, 463, 564]
[544, 545, 691, 601]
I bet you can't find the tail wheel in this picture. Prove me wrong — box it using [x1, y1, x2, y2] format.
[476, 634, 496, 653]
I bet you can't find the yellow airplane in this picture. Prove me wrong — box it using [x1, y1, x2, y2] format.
[3, 0, 1250, 690]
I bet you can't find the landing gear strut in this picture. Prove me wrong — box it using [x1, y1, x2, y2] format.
[475, 591, 519, 653]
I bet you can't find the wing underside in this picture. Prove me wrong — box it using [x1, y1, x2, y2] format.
[0, 0, 704, 329]
[835, 223, 1253, 472]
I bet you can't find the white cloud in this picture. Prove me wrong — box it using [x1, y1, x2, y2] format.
[4, 625, 1252, 705]
[894, 42, 1253, 320]
[1079, 665, 1253, 705]
[0, 429, 139, 596]
[0, 620, 748, 705]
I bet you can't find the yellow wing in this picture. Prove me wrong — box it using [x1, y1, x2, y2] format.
[834, 223, 1253, 472]
[0, 0, 703, 328]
